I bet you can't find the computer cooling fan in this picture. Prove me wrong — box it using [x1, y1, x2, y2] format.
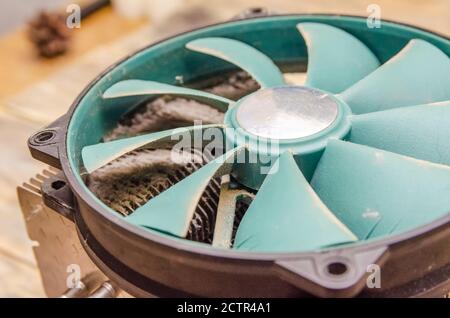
[29, 14, 450, 297]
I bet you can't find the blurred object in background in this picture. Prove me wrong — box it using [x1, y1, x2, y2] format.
[28, 12, 70, 58]
[112, 0, 184, 24]
[27, 0, 110, 58]
[111, 0, 146, 19]
[0, 0, 71, 35]
[144, 0, 184, 24]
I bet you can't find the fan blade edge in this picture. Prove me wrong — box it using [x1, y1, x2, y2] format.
[103, 79, 232, 112]
[349, 101, 450, 166]
[340, 39, 450, 114]
[234, 151, 357, 252]
[126, 146, 245, 237]
[186, 37, 285, 88]
[82, 124, 225, 173]
[311, 140, 450, 239]
[297, 22, 380, 93]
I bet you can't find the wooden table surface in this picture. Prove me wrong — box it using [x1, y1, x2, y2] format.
[0, 0, 448, 297]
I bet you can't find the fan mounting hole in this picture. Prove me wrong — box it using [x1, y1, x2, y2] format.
[326, 262, 348, 276]
[32, 130, 56, 145]
[51, 180, 66, 190]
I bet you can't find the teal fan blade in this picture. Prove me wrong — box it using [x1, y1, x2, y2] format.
[350, 101, 450, 166]
[82, 124, 224, 173]
[311, 140, 450, 239]
[340, 39, 450, 114]
[234, 151, 357, 252]
[103, 79, 232, 112]
[126, 146, 244, 237]
[186, 37, 285, 88]
[297, 22, 380, 93]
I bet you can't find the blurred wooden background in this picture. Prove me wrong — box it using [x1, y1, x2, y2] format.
[0, 0, 448, 297]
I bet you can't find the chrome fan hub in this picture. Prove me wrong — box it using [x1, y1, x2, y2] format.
[224, 85, 352, 189]
[235, 86, 339, 140]
[224, 85, 352, 156]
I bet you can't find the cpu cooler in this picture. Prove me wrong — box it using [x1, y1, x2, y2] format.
[28, 14, 450, 297]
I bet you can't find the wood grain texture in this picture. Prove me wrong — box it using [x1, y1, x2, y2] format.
[0, 0, 448, 297]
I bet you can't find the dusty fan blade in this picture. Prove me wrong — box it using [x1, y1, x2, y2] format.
[234, 151, 357, 252]
[350, 101, 450, 166]
[340, 39, 450, 114]
[82, 124, 224, 173]
[297, 22, 379, 93]
[311, 140, 450, 239]
[186, 37, 285, 88]
[126, 147, 244, 237]
[103, 79, 232, 112]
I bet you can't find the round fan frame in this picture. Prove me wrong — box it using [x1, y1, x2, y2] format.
[29, 14, 450, 297]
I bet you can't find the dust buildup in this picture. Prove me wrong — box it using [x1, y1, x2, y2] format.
[87, 71, 258, 243]
[104, 71, 259, 141]
[87, 148, 221, 242]
[87, 149, 200, 216]
[231, 200, 250, 246]
[104, 98, 224, 142]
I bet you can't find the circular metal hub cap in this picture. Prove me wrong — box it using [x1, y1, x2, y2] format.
[235, 86, 339, 139]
